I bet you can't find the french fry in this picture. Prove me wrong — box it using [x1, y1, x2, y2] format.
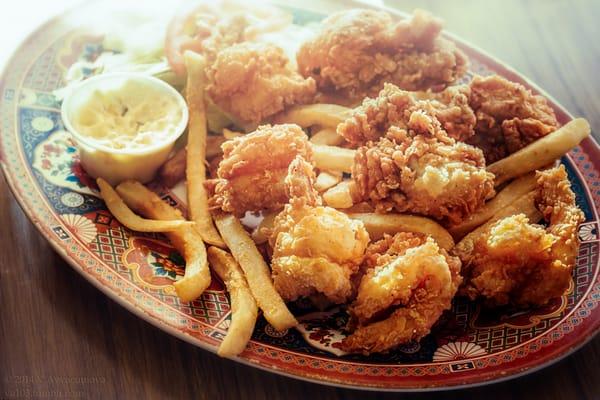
[251, 211, 278, 245]
[322, 180, 357, 209]
[314, 171, 343, 193]
[223, 128, 244, 140]
[310, 128, 345, 146]
[184, 51, 226, 248]
[116, 180, 210, 302]
[214, 213, 297, 331]
[488, 118, 590, 186]
[97, 178, 192, 232]
[454, 191, 542, 256]
[347, 213, 455, 251]
[207, 247, 258, 357]
[158, 147, 187, 188]
[312, 145, 355, 173]
[448, 173, 537, 239]
[344, 202, 374, 213]
[273, 103, 351, 128]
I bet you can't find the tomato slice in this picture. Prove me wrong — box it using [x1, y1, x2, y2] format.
[165, 3, 215, 76]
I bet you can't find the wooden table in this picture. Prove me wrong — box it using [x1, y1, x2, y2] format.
[1, 0, 599, 399]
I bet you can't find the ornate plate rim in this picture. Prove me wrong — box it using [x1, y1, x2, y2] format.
[0, 0, 598, 392]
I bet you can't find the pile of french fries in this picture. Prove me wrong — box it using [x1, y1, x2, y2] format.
[95, 49, 591, 358]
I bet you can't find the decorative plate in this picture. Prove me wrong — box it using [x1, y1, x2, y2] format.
[1, 1, 598, 391]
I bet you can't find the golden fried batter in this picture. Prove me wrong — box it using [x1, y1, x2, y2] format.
[337, 83, 475, 146]
[207, 124, 312, 216]
[206, 42, 316, 126]
[342, 232, 461, 354]
[337, 74, 558, 156]
[297, 9, 467, 101]
[346, 88, 494, 223]
[200, 15, 251, 62]
[428, 84, 475, 142]
[270, 156, 369, 304]
[454, 166, 584, 306]
[466, 75, 559, 163]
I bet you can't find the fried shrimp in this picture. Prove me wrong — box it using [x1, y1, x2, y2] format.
[207, 124, 312, 216]
[454, 165, 584, 306]
[269, 156, 369, 304]
[342, 232, 461, 354]
[297, 9, 467, 101]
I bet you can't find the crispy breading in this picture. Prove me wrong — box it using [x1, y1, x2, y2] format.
[206, 42, 316, 125]
[466, 75, 559, 163]
[346, 91, 494, 224]
[430, 84, 475, 142]
[269, 156, 370, 304]
[200, 15, 252, 62]
[297, 9, 467, 101]
[337, 83, 475, 146]
[342, 232, 461, 354]
[207, 124, 312, 216]
[454, 166, 584, 306]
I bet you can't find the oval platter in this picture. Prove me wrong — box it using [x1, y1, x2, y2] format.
[0, 0, 599, 391]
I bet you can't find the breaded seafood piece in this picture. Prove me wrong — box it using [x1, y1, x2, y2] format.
[349, 95, 494, 224]
[297, 9, 468, 100]
[269, 156, 370, 304]
[207, 124, 311, 216]
[337, 83, 475, 146]
[342, 232, 461, 354]
[466, 75, 559, 163]
[454, 166, 584, 306]
[207, 42, 316, 125]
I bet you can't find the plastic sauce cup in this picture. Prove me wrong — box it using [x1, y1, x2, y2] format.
[61, 73, 188, 186]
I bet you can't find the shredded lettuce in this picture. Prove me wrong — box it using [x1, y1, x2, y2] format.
[54, 5, 181, 100]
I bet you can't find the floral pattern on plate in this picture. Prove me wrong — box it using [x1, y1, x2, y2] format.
[60, 213, 97, 244]
[433, 342, 487, 362]
[296, 308, 349, 357]
[32, 129, 98, 197]
[123, 237, 185, 292]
